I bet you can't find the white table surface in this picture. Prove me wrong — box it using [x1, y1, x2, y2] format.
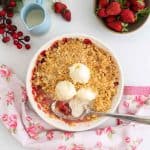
[0, 0, 150, 149]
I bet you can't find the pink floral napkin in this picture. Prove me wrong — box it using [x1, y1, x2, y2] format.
[0, 64, 150, 150]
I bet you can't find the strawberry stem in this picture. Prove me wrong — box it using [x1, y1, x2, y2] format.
[122, 22, 128, 32]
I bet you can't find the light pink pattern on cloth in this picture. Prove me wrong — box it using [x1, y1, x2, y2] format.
[0, 65, 150, 150]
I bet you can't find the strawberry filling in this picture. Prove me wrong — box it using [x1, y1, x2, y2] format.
[57, 101, 71, 115]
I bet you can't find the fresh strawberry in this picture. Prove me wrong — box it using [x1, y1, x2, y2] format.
[130, 0, 145, 11]
[106, 21, 128, 32]
[105, 16, 116, 23]
[106, 2, 121, 16]
[62, 9, 71, 21]
[97, 8, 107, 17]
[120, 9, 135, 23]
[98, 0, 109, 8]
[53, 2, 67, 13]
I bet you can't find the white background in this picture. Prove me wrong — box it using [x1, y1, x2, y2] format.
[0, 0, 150, 149]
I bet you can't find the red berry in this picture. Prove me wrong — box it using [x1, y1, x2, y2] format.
[24, 36, 30, 42]
[9, 1, 16, 7]
[17, 43, 22, 49]
[120, 9, 135, 23]
[12, 33, 19, 39]
[83, 38, 92, 44]
[2, 36, 10, 43]
[0, 10, 6, 16]
[14, 40, 19, 45]
[0, 24, 6, 29]
[106, 2, 121, 16]
[106, 21, 123, 32]
[6, 19, 12, 24]
[105, 16, 116, 23]
[0, 28, 4, 34]
[54, 2, 67, 13]
[7, 24, 12, 30]
[98, 0, 109, 8]
[97, 8, 107, 18]
[62, 9, 71, 21]
[130, 0, 145, 12]
[25, 44, 31, 49]
[17, 31, 23, 37]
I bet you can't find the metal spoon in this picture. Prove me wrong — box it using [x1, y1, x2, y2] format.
[51, 101, 150, 125]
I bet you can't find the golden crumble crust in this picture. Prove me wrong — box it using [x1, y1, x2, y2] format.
[31, 38, 120, 120]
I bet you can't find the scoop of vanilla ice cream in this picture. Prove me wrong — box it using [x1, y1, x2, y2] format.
[76, 88, 96, 102]
[69, 63, 90, 84]
[69, 98, 84, 117]
[55, 81, 76, 101]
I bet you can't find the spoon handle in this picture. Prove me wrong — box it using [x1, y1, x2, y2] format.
[92, 111, 150, 125]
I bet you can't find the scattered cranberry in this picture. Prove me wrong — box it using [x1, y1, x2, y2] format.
[0, 28, 4, 34]
[17, 31, 23, 37]
[0, 3, 31, 50]
[6, 19, 12, 24]
[0, 10, 6, 16]
[13, 40, 18, 45]
[25, 44, 31, 49]
[24, 36, 30, 42]
[17, 43, 22, 49]
[2, 36, 10, 43]
[6, 24, 12, 30]
[12, 33, 18, 39]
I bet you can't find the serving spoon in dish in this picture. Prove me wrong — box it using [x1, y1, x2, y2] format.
[51, 101, 150, 125]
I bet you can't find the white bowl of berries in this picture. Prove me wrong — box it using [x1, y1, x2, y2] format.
[96, 0, 150, 33]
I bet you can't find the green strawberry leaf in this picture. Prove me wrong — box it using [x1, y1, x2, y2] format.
[136, 7, 150, 21]
[116, 0, 126, 8]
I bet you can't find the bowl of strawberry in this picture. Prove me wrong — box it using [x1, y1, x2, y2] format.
[96, 0, 150, 33]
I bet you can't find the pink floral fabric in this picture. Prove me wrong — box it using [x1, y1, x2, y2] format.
[0, 64, 150, 150]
